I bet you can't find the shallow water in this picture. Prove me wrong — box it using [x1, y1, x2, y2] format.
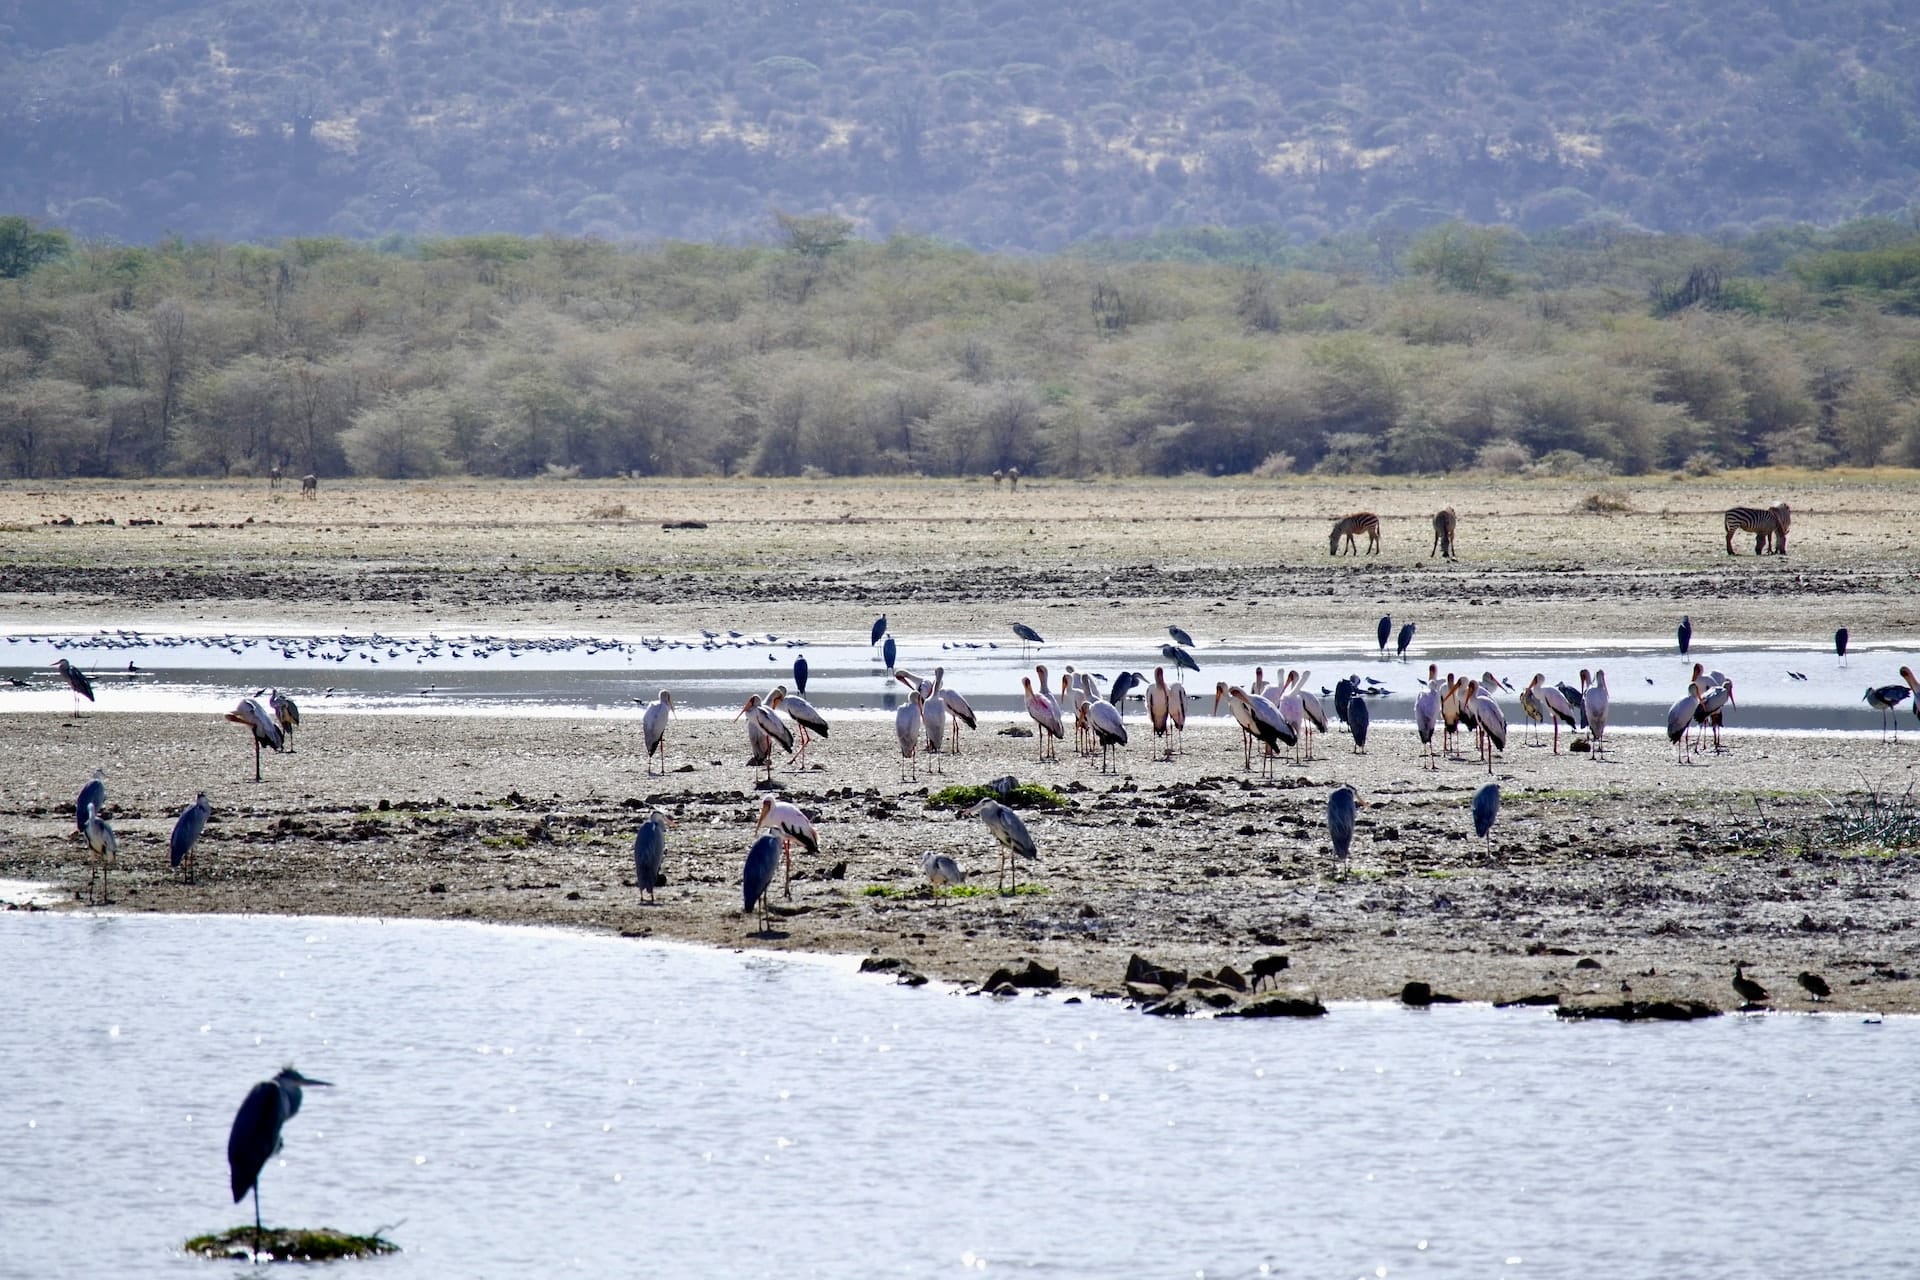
[1, 626, 1913, 734]
[1, 912, 1911, 1277]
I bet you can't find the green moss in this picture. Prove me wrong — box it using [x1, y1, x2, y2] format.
[925, 782, 1070, 811]
[861, 884, 898, 897]
[183, 1226, 399, 1262]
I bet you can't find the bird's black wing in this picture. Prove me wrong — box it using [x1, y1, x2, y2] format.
[227, 1081, 284, 1202]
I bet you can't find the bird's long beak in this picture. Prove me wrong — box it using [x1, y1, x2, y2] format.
[733, 699, 753, 720]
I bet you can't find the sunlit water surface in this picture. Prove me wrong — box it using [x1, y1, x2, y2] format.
[2, 913, 1911, 1277]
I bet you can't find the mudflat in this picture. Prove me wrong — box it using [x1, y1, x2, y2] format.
[4, 471, 1918, 1014]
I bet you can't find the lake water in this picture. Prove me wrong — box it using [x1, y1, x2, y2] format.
[2, 626, 1913, 734]
[1, 912, 1910, 1277]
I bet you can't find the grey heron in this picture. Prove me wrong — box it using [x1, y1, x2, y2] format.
[170, 792, 212, 883]
[1347, 691, 1371, 753]
[922, 850, 966, 890]
[225, 698, 285, 782]
[1328, 785, 1358, 871]
[633, 811, 668, 902]
[1167, 625, 1196, 649]
[1471, 782, 1500, 853]
[1864, 682, 1911, 739]
[640, 691, 675, 774]
[227, 1067, 331, 1261]
[754, 796, 818, 898]
[1395, 622, 1415, 660]
[1376, 615, 1391, 654]
[744, 833, 782, 933]
[870, 615, 888, 645]
[75, 769, 106, 835]
[1160, 643, 1199, 674]
[51, 658, 94, 715]
[967, 797, 1036, 891]
[83, 806, 117, 904]
[1011, 622, 1044, 656]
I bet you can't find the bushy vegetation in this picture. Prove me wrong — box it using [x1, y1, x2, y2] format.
[2, 216, 1919, 480]
[3, 1, 1919, 249]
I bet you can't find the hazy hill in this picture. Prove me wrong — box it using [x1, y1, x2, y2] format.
[2, 0, 1918, 249]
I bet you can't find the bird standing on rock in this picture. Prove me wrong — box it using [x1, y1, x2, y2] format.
[227, 1066, 331, 1262]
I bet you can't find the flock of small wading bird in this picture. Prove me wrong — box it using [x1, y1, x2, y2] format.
[41, 503, 1920, 990]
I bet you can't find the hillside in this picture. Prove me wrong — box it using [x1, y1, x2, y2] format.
[2, 0, 1918, 249]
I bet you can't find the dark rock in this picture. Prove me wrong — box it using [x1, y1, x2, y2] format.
[1211, 964, 1249, 992]
[753, 778, 787, 792]
[1556, 999, 1721, 1022]
[428, 882, 447, 894]
[896, 970, 929, 987]
[985, 980, 1019, 997]
[1197, 990, 1237, 1009]
[1401, 981, 1434, 1007]
[988, 775, 1020, 795]
[1220, 995, 1327, 1019]
[825, 860, 848, 880]
[662, 519, 708, 529]
[859, 957, 904, 973]
[1007, 959, 1061, 988]
[1124, 981, 1170, 1003]
[1527, 942, 1576, 956]
[1494, 993, 1561, 1008]
[1141, 996, 1192, 1017]
[1574, 957, 1602, 970]
[999, 726, 1034, 738]
[1125, 953, 1187, 989]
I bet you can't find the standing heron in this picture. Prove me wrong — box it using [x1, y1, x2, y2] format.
[227, 1067, 331, 1262]
[1863, 682, 1911, 740]
[895, 691, 925, 780]
[966, 797, 1036, 891]
[83, 805, 117, 905]
[640, 691, 675, 774]
[1677, 615, 1693, 656]
[743, 833, 782, 933]
[793, 654, 809, 695]
[1471, 782, 1500, 853]
[633, 811, 669, 903]
[1834, 628, 1849, 667]
[1087, 697, 1128, 774]
[1160, 644, 1200, 675]
[1348, 691, 1371, 754]
[75, 768, 106, 836]
[1376, 615, 1392, 655]
[170, 792, 212, 883]
[870, 615, 888, 646]
[1012, 622, 1045, 656]
[1021, 676, 1064, 761]
[769, 685, 830, 767]
[1667, 682, 1704, 761]
[1586, 669, 1612, 757]
[1328, 785, 1358, 873]
[268, 690, 301, 752]
[1395, 622, 1416, 661]
[51, 658, 95, 716]
[882, 635, 898, 672]
[225, 698, 285, 782]
[1168, 625, 1197, 649]
[754, 796, 818, 898]
[922, 850, 966, 891]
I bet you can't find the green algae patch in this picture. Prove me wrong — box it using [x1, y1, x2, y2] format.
[184, 1227, 399, 1262]
[925, 782, 1069, 811]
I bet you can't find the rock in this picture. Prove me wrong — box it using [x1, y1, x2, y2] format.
[1211, 964, 1249, 992]
[859, 957, 905, 974]
[1400, 981, 1462, 1007]
[1555, 999, 1721, 1022]
[1197, 990, 1237, 1010]
[988, 775, 1020, 795]
[753, 778, 787, 792]
[896, 970, 929, 987]
[1494, 993, 1561, 1008]
[1574, 957, 1602, 970]
[428, 882, 447, 894]
[825, 860, 848, 880]
[999, 726, 1034, 738]
[661, 519, 708, 529]
[1220, 995, 1327, 1019]
[1124, 981, 1170, 1003]
[1008, 959, 1061, 988]
[1125, 953, 1187, 989]
[1141, 996, 1192, 1017]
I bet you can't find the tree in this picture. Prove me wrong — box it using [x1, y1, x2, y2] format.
[0, 217, 73, 278]
[1405, 222, 1515, 295]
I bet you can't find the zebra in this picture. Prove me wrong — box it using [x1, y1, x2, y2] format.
[1329, 512, 1381, 556]
[1723, 502, 1789, 555]
[1430, 507, 1456, 559]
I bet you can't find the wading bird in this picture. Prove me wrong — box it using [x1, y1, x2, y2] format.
[51, 658, 95, 716]
[1396, 622, 1416, 661]
[1168, 625, 1196, 649]
[1348, 692, 1371, 754]
[1835, 627, 1849, 667]
[1022, 676, 1064, 761]
[1414, 679, 1441, 770]
[1468, 680, 1507, 774]
[1863, 681, 1911, 740]
[743, 833, 782, 933]
[75, 769, 106, 836]
[967, 797, 1036, 891]
[935, 669, 977, 754]
[882, 635, 897, 671]
[1797, 971, 1830, 1002]
[1585, 670, 1611, 757]
[1697, 678, 1735, 752]
[1012, 622, 1044, 656]
[1377, 615, 1392, 654]
[225, 698, 285, 782]
[769, 685, 830, 767]
[793, 655, 809, 695]
[1087, 697, 1128, 774]
[1160, 643, 1200, 674]
[268, 690, 300, 751]
[228, 1067, 331, 1262]
[870, 615, 888, 646]
[1215, 682, 1258, 769]
[633, 811, 668, 903]
[735, 693, 792, 781]
[922, 850, 965, 891]
[1167, 674, 1188, 755]
[1147, 668, 1175, 760]
[754, 796, 818, 898]
[640, 691, 675, 774]
[83, 805, 116, 904]
[1472, 782, 1500, 853]
[170, 792, 212, 883]
[895, 691, 925, 780]
[1677, 615, 1693, 656]
[1667, 682, 1704, 762]
[1904, 668, 1920, 728]
[1328, 786, 1358, 873]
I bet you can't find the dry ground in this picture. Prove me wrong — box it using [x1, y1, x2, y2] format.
[4, 471, 1919, 1014]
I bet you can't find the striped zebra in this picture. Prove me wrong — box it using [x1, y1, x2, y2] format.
[1723, 502, 1789, 556]
[1329, 512, 1381, 556]
[1430, 507, 1457, 559]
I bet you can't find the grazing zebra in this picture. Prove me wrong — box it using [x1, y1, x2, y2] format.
[1430, 507, 1456, 559]
[1723, 502, 1788, 555]
[301, 473, 318, 499]
[1329, 512, 1381, 556]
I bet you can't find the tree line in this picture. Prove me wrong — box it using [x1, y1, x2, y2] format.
[1, 214, 1918, 482]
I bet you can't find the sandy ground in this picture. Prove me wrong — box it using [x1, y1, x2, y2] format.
[4, 473, 1920, 1015]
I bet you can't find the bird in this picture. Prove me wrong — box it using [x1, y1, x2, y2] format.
[75, 769, 106, 836]
[1468, 681, 1507, 774]
[870, 614, 888, 646]
[1863, 682, 1911, 740]
[1167, 674, 1188, 755]
[1834, 627, 1849, 666]
[1348, 693, 1371, 754]
[792, 655, 809, 695]
[1159, 643, 1200, 674]
[170, 792, 212, 883]
[768, 685, 830, 767]
[743, 832, 782, 933]
[754, 796, 818, 899]
[227, 1067, 331, 1261]
[633, 811, 668, 903]
[1147, 668, 1175, 760]
[1395, 622, 1416, 660]
[882, 634, 897, 671]
[1732, 963, 1769, 1006]
[1797, 971, 1830, 1002]
[735, 694, 793, 781]
[922, 850, 966, 891]
[1677, 615, 1693, 656]
[1167, 625, 1196, 649]
[1585, 669, 1611, 757]
[1530, 675, 1580, 754]
[1022, 675, 1064, 761]
[51, 658, 95, 715]
[1328, 786, 1358, 872]
[1905, 668, 1920, 727]
[83, 805, 117, 905]
[225, 698, 285, 782]
[640, 691, 675, 774]
[1087, 698, 1128, 774]
[967, 797, 1036, 891]
[1011, 622, 1044, 655]
[1664, 682, 1703, 762]
[1471, 782, 1500, 853]
[1697, 678, 1735, 752]
[894, 691, 925, 780]
[933, 668, 977, 755]
[1414, 678, 1441, 770]
[1376, 615, 1392, 654]
[268, 690, 300, 751]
